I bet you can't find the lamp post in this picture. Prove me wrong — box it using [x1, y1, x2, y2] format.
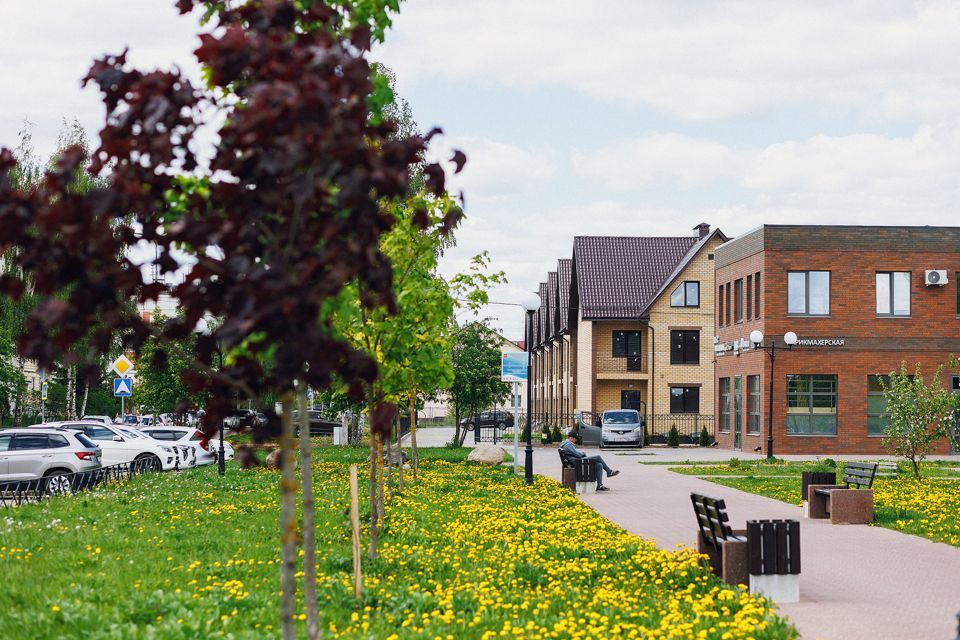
[749, 330, 798, 460]
[521, 292, 541, 485]
[196, 317, 226, 476]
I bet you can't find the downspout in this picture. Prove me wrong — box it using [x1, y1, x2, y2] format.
[648, 324, 655, 424]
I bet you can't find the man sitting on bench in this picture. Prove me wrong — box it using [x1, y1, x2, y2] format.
[559, 432, 620, 491]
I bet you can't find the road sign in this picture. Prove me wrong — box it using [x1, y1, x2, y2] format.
[41, 381, 48, 401]
[500, 352, 528, 382]
[113, 378, 133, 397]
[111, 354, 134, 377]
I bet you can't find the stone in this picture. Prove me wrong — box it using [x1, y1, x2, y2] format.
[264, 449, 296, 470]
[467, 444, 506, 466]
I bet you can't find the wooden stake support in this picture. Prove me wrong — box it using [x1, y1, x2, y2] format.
[349, 464, 361, 597]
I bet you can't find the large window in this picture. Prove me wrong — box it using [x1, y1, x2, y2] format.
[734, 279, 744, 322]
[754, 272, 761, 319]
[670, 330, 700, 365]
[867, 375, 891, 436]
[718, 285, 725, 327]
[746, 275, 753, 320]
[719, 378, 731, 433]
[725, 284, 732, 325]
[671, 281, 700, 307]
[612, 330, 642, 371]
[670, 386, 700, 413]
[787, 271, 830, 316]
[786, 374, 837, 435]
[876, 272, 911, 317]
[747, 375, 761, 434]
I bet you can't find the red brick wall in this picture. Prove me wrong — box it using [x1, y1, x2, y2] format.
[715, 243, 960, 455]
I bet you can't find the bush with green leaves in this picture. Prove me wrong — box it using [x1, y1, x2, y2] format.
[667, 424, 680, 448]
[698, 426, 711, 447]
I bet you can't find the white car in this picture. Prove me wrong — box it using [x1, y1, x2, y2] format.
[114, 426, 195, 470]
[141, 427, 233, 466]
[138, 415, 157, 428]
[0, 428, 102, 488]
[81, 415, 113, 426]
[28, 421, 178, 471]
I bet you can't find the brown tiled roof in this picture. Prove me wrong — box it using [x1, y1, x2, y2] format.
[572, 236, 698, 319]
[558, 258, 572, 332]
[546, 271, 558, 340]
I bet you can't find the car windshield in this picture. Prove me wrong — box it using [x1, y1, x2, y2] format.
[603, 411, 638, 424]
[119, 428, 145, 439]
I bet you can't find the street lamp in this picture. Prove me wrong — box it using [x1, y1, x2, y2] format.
[196, 317, 226, 476]
[749, 330, 798, 460]
[520, 292, 541, 485]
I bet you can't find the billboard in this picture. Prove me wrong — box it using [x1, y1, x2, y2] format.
[501, 351, 527, 382]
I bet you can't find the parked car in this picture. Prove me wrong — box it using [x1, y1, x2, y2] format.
[116, 415, 140, 427]
[140, 427, 233, 466]
[81, 415, 113, 426]
[599, 409, 644, 448]
[459, 410, 515, 431]
[114, 425, 195, 469]
[29, 421, 178, 471]
[575, 409, 602, 446]
[223, 409, 261, 430]
[138, 415, 157, 428]
[0, 428, 102, 491]
[291, 409, 338, 436]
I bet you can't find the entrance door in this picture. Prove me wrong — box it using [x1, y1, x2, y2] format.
[621, 390, 641, 411]
[733, 376, 743, 451]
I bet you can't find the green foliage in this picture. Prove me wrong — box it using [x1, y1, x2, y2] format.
[698, 426, 711, 447]
[134, 310, 202, 415]
[550, 425, 563, 443]
[450, 322, 511, 435]
[667, 424, 680, 448]
[881, 363, 956, 479]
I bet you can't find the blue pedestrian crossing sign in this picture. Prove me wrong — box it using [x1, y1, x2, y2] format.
[113, 378, 133, 397]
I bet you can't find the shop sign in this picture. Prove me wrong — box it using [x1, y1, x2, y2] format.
[796, 337, 845, 347]
[714, 337, 752, 356]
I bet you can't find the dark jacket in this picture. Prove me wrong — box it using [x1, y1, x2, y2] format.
[559, 440, 585, 466]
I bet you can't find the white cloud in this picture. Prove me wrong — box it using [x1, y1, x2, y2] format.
[428, 136, 556, 200]
[382, 0, 960, 121]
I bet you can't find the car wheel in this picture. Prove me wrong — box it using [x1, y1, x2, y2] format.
[44, 471, 71, 496]
[135, 454, 161, 473]
[496, 421, 507, 430]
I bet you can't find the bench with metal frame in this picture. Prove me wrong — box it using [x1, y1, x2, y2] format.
[807, 461, 878, 524]
[691, 493, 748, 586]
[559, 451, 598, 495]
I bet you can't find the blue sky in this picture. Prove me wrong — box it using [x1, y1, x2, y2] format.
[3, 1, 959, 339]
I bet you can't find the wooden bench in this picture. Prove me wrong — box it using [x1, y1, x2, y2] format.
[876, 461, 899, 478]
[559, 451, 597, 495]
[807, 462, 878, 524]
[691, 493, 748, 586]
[747, 519, 801, 602]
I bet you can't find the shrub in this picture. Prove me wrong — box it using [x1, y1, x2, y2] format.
[667, 424, 680, 448]
[698, 426, 711, 447]
[728, 457, 742, 470]
[821, 458, 837, 469]
[550, 425, 563, 443]
[540, 426, 550, 444]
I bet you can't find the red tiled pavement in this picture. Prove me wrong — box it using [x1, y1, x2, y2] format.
[532, 447, 960, 640]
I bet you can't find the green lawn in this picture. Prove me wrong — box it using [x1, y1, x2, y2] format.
[0, 446, 794, 639]
[672, 460, 960, 548]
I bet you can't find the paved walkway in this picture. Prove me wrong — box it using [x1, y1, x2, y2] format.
[405, 429, 960, 638]
[533, 446, 960, 640]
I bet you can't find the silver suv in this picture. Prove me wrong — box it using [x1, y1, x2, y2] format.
[0, 428, 102, 490]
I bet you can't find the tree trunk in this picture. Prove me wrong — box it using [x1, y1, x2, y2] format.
[297, 385, 319, 640]
[279, 392, 298, 640]
[453, 407, 461, 447]
[910, 455, 921, 479]
[66, 364, 75, 420]
[376, 435, 385, 526]
[408, 390, 418, 480]
[368, 425, 379, 560]
[80, 379, 89, 418]
[385, 421, 394, 501]
[396, 411, 405, 493]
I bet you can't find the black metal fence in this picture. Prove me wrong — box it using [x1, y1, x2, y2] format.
[647, 414, 715, 445]
[0, 458, 161, 509]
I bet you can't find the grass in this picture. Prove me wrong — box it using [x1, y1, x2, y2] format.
[0, 446, 795, 639]
[673, 460, 960, 548]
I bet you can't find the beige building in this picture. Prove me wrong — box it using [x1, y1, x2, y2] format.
[531, 223, 726, 443]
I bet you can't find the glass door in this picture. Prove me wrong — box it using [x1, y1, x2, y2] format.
[733, 376, 743, 451]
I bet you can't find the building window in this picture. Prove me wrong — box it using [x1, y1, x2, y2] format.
[867, 375, 891, 436]
[725, 284, 731, 325]
[612, 330, 642, 371]
[671, 281, 700, 307]
[876, 272, 911, 317]
[957, 273, 960, 316]
[747, 375, 761, 434]
[754, 272, 761, 319]
[746, 275, 753, 320]
[733, 278, 743, 322]
[719, 378, 731, 433]
[718, 285, 724, 326]
[787, 271, 830, 316]
[670, 330, 700, 365]
[670, 386, 700, 413]
[786, 374, 837, 435]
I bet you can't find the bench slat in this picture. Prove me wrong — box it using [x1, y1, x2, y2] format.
[788, 520, 801, 574]
[775, 522, 788, 574]
[761, 522, 776, 575]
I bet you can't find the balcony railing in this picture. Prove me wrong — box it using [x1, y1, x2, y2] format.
[596, 350, 648, 374]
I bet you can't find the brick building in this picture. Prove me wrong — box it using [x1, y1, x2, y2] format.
[531, 223, 726, 441]
[714, 225, 960, 455]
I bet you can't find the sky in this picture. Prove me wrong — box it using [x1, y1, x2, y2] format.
[2, 1, 960, 340]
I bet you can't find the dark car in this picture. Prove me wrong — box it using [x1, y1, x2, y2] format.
[291, 410, 339, 436]
[460, 410, 515, 431]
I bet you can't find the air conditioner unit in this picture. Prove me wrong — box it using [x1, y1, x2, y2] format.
[925, 270, 948, 286]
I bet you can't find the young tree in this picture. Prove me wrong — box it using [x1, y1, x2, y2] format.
[0, 3, 460, 637]
[450, 322, 511, 446]
[881, 363, 955, 479]
[136, 310, 201, 415]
